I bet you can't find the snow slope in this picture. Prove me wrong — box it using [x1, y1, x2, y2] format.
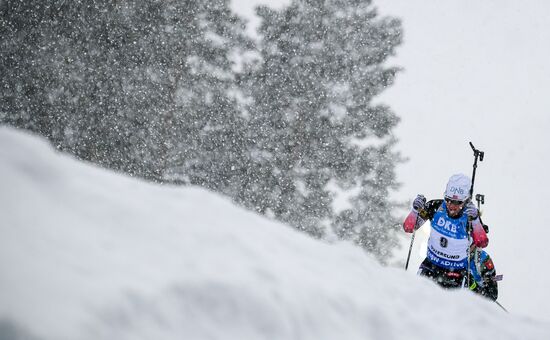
[1, 127, 549, 339]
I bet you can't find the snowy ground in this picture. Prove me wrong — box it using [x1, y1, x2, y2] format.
[2, 128, 550, 339]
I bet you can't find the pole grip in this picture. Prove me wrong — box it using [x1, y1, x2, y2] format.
[469, 142, 484, 197]
[405, 230, 416, 270]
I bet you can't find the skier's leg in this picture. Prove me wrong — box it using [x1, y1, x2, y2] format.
[417, 258, 436, 278]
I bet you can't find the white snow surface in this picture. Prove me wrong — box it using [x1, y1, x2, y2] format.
[1, 127, 549, 339]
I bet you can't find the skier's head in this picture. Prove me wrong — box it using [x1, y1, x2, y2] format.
[444, 174, 471, 217]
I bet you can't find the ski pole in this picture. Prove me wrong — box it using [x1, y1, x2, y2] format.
[467, 142, 484, 288]
[470, 144, 491, 231]
[467, 225, 471, 289]
[469, 142, 484, 197]
[495, 300, 508, 313]
[405, 229, 416, 270]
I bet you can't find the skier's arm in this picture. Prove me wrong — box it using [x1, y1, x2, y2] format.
[471, 217, 489, 248]
[463, 201, 489, 247]
[403, 198, 441, 233]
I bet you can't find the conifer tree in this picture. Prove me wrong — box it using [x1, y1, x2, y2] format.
[241, 0, 403, 259]
[1, 0, 253, 186]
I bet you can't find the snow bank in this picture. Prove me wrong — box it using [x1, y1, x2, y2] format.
[1, 127, 549, 340]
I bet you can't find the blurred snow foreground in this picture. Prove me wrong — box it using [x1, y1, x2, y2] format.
[1, 126, 548, 340]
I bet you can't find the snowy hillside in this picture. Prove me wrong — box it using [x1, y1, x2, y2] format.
[1, 127, 549, 340]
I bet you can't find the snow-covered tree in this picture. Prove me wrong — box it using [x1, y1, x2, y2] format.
[0, 0, 253, 185]
[240, 0, 403, 260]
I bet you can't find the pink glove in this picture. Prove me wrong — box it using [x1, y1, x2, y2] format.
[403, 210, 424, 233]
[471, 218, 489, 248]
